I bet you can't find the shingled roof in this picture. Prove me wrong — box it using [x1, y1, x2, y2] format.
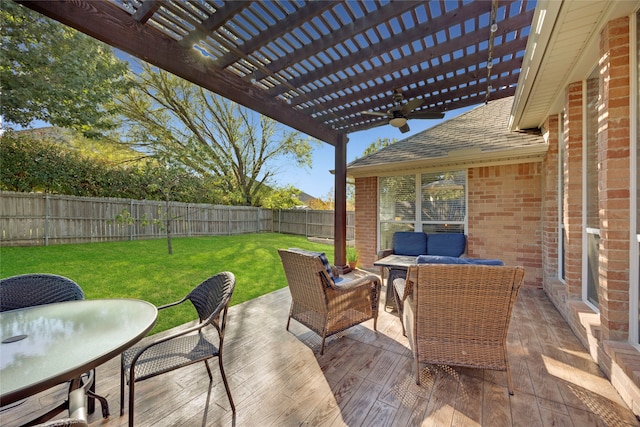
[347, 96, 547, 178]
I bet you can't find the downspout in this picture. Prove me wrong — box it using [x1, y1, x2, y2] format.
[334, 133, 349, 273]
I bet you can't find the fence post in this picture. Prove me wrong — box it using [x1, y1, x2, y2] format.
[44, 193, 50, 246]
[187, 204, 191, 237]
[130, 199, 134, 241]
[228, 206, 231, 235]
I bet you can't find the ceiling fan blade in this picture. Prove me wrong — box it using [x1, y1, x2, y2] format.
[407, 111, 445, 120]
[401, 98, 424, 114]
[361, 119, 389, 130]
[399, 123, 410, 133]
[361, 110, 389, 117]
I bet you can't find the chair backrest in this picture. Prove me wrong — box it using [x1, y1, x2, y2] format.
[0, 274, 84, 312]
[408, 264, 524, 355]
[186, 271, 235, 324]
[278, 249, 331, 313]
[393, 232, 427, 256]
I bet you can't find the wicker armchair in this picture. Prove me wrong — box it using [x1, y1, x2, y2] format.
[395, 264, 524, 394]
[278, 249, 381, 355]
[120, 272, 236, 427]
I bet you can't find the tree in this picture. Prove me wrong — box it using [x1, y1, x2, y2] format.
[361, 137, 398, 157]
[116, 62, 316, 207]
[0, 2, 129, 137]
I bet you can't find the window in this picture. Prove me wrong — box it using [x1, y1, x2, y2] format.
[559, 112, 567, 281]
[379, 170, 466, 249]
[584, 66, 600, 307]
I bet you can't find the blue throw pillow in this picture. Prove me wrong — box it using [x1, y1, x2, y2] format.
[416, 255, 504, 265]
[393, 232, 427, 256]
[426, 233, 466, 257]
[288, 248, 335, 281]
[416, 255, 467, 264]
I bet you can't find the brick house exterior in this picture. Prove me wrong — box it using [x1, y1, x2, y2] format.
[350, 2, 640, 416]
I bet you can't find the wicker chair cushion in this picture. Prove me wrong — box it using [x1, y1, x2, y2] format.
[426, 233, 466, 257]
[416, 255, 503, 265]
[288, 248, 337, 282]
[393, 232, 427, 256]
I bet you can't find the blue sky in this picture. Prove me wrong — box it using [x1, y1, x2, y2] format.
[274, 106, 474, 199]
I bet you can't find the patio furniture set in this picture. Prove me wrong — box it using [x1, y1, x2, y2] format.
[1, 233, 522, 425]
[279, 231, 524, 395]
[0, 272, 235, 427]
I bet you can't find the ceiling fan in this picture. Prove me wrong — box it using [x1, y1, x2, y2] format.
[361, 89, 444, 133]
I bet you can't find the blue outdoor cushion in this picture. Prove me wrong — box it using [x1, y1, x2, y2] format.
[393, 232, 428, 256]
[288, 248, 336, 282]
[426, 233, 466, 257]
[416, 255, 504, 265]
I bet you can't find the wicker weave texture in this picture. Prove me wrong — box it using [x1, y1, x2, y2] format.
[120, 271, 236, 426]
[278, 250, 381, 353]
[0, 274, 84, 312]
[403, 264, 524, 390]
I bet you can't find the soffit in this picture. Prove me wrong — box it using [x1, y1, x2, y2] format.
[18, 0, 536, 146]
[511, 0, 639, 130]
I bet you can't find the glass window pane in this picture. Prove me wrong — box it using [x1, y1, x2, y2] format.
[379, 175, 416, 222]
[379, 222, 414, 250]
[420, 170, 466, 222]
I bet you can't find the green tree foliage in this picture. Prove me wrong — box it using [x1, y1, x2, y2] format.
[116, 62, 316, 207]
[361, 137, 398, 158]
[259, 185, 304, 210]
[0, 131, 217, 202]
[0, 2, 129, 137]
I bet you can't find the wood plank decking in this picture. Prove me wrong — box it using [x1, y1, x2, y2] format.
[3, 280, 639, 427]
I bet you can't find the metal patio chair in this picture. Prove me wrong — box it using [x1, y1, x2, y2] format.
[120, 271, 236, 427]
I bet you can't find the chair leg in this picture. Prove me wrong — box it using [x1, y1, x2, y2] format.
[218, 356, 235, 413]
[415, 359, 421, 385]
[128, 370, 135, 427]
[204, 359, 213, 381]
[320, 334, 327, 355]
[506, 360, 514, 395]
[120, 360, 125, 416]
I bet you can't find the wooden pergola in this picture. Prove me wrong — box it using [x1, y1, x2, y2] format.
[17, 0, 535, 269]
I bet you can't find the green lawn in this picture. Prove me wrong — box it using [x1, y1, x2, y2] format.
[0, 233, 334, 334]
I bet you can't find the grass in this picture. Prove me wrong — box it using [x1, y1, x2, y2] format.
[0, 233, 334, 334]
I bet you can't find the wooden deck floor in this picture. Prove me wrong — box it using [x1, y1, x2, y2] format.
[3, 281, 640, 427]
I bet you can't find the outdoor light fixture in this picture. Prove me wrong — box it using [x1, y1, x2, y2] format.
[389, 116, 407, 128]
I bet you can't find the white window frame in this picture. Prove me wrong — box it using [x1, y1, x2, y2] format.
[558, 111, 566, 282]
[376, 169, 468, 251]
[582, 73, 600, 312]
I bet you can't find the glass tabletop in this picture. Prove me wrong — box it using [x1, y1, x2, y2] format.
[373, 254, 417, 269]
[0, 299, 157, 405]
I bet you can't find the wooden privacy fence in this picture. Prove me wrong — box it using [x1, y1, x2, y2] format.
[0, 192, 354, 246]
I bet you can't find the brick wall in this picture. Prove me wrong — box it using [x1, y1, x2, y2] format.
[564, 81, 584, 300]
[542, 115, 560, 284]
[467, 163, 543, 287]
[598, 16, 631, 342]
[354, 176, 378, 269]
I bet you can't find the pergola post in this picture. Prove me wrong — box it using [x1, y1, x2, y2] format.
[334, 133, 349, 273]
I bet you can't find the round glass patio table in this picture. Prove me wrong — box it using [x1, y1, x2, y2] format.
[0, 299, 157, 405]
